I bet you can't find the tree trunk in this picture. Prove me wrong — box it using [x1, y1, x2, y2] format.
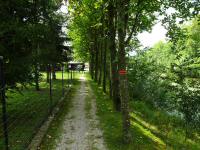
[103, 37, 107, 93]
[98, 39, 102, 85]
[46, 66, 50, 83]
[52, 64, 56, 80]
[34, 63, 40, 91]
[90, 49, 95, 79]
[98, 13, 105, 86]
[117, 0, 131, 143]
[89, 30, 95, 79]
[109, 67, 112, 98]
[33, 0, 39, 91]
[94, 32, 99, 82]
[108, 0, 121, 111]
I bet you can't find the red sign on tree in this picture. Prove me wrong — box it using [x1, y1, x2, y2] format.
[119, 69, 127, 75]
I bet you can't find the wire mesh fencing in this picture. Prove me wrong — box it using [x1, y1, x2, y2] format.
[0, 61, 75, 150]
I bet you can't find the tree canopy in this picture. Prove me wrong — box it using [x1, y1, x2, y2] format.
[67, 0, 199, 142]
[0, 0, 68, 88]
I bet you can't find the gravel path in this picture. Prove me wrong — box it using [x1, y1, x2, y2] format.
[55, 75, 107, 150]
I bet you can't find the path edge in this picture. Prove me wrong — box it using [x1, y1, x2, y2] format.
[27, 87, 72, 150]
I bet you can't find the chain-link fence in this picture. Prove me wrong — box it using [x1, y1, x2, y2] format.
[0, 58, 75, 150]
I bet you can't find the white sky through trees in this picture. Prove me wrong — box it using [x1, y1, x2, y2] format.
[137, 22, 167, 48]
[60, 3, 167, 48]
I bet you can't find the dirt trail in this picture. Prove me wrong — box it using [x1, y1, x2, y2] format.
[55, 75, 107, 150]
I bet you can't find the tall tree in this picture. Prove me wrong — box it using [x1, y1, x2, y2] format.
[0, 0, 66, 89]
[68, 0, 200, 143]
[108, 0, 121, 111]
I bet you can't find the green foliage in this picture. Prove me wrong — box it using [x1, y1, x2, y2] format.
[0, 0, 67, 87]
[0, 72, 68, 149]
[171, 18, 200, 132]
[88, 74, 200, 149]
[68, 0, 103, 62]
[128, 42, 175, 107]
[128, 18, 200, 138]
[87, 75, 155, 150]
[131, 101, 200, 149]
[68, 0, 200, 144]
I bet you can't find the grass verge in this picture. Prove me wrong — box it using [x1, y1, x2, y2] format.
[87, 74, 200, 150]
[39, 74, 80, 150]
[130, 101, 200, 149]
[0, 72, 71, 150]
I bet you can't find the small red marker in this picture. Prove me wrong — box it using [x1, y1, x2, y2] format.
[119, 69, 127, 75]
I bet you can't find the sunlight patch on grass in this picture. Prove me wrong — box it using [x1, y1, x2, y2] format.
[195, 133, 200, 140]
[130, 112, 159, 134]
[131, 119, 166, 149]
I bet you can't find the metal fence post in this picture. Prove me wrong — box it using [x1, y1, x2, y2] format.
[49, 64, 52, 113]
[67, 67, 69, 88]
[61, 63, 64, 96]
[0, 56, 9, 150]
[71, 69, 72, 84]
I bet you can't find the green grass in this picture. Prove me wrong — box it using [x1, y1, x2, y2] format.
[86, 73, 200, 150]
[130, 101, 200, 149]
[0, 72, 71, 150]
